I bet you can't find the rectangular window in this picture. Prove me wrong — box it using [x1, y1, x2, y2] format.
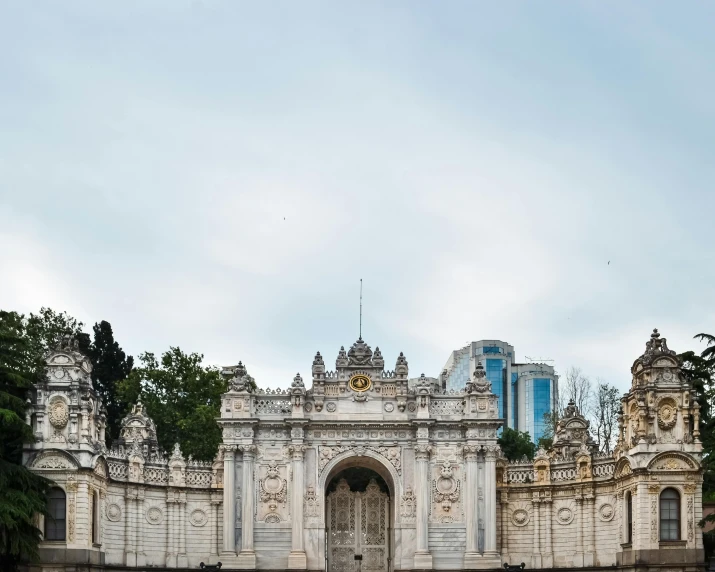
[45, 489, 66, 541]
[660, 490, 680, 541]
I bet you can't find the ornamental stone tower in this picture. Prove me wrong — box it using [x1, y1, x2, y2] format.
[614, 329, 703, 567]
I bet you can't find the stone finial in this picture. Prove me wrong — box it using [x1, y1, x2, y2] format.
[395, 352, 409, 376]
[312, 351, 325, 376]
[466, 361, 491, 394]
[551, 401, 597, 459]
[563, 399, 578, 418]
[336, 346, 349, 368]
[228, 362, 254, 393]
[292, 372, 305, 388]
[372, 346, 385, 369]
[58, 334, 79, 353]
[347, 338, 373, 366]
[170, 442, 184, 461]
[633, 328, 678, 369]
[235, 361, 248, 378]
[119, 400, 160, 454]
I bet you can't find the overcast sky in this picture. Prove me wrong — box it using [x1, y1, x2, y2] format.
[1, 2, 713, 393]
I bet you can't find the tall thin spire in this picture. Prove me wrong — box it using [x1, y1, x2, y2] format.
[359, 278, 363, 340]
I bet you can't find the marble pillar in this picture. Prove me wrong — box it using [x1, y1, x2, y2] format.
[463, 445, 481, 568]
[165, 500, 175, 567]
[543, 498, 553, 568]
[532, 497, 541, 568]
[236, 445, 257, 569]
[574, 496, 584, 566]
[222, 447, 236, 555]
[124, 489, 134, 566]
[288, 445, 307, 569]
[136, 489, 146, 567]
[414, 444, 433, 569]
[177, 493, 187, 568]
[484, 448, 498, 556]
[211, 493, 221, 562]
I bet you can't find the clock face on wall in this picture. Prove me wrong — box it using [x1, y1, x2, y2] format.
[349, 374, 371, 393]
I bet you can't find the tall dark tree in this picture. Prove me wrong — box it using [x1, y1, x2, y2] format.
[118, 348, 227, 461]
[87, 321, 133, 446]
[0, 311, 51, 571]
[680, 334, 715, 558]
[497, 427, 536, 462]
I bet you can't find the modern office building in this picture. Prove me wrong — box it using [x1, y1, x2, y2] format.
[441, 339, 558, 441]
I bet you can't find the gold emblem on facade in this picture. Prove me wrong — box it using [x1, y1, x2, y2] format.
[349, 374, 371, 392]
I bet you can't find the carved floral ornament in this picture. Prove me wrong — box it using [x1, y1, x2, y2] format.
[48, 398, 69, 429]
[657, 398, 678, 430]
[647, 452, 697, 472]
[433, 460, 460, 517]
[318, 444, 402, 474]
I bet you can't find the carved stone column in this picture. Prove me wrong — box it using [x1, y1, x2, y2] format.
[211, 492, 222, 561]
[501, 490, 510, 562]
[484, 447, 498, 557]
[136, 487, 146, 567]
[165, 494, 176, 568]
[288, 444, 308, 569]
[543, 497, 553, 568]
[463, 445, 481, 568]
[222, 446, 237, 555]
[574, 495, 584, 566]
[124, 487, 135, 566]
[177, 491, 187, 568]
[414, 443, 433, 569]
[531, 495, 541, 568]
[586, 493, 595, 566]
[237, 445, 257, 569]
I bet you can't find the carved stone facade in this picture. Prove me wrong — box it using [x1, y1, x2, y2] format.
[26, 331, 704, 571]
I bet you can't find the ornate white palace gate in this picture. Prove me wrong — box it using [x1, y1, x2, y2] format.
[25, 331, 706, 572]
[327, 479, 390, 572]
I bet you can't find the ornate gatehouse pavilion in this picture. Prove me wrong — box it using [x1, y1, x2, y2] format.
[25, 331, 704, 572]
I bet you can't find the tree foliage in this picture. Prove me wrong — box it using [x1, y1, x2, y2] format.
[118, 348, 227, 462]
[561, 366, 592, 417]
[85, 321, 133, 446]
[0, 311, 52, 571]
[681, 334, 715, 499]
[591, 380, 621, 453]
[498, 427, 536, 462]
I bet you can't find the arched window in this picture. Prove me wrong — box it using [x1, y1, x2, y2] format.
[45, 488, 66, 541]
[626, 491, 633, 544]
[660, 488, 680, 541]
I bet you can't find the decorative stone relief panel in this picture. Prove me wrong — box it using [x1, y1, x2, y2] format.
[431, 460, 461, 523]
[304, 485, 320, 521]
[189, 503, 210, 527]
[257, 461, 289, 522]
[318, 445, 402, 475]
[400, 486, 416, 524]
[509, 501, 532, 527]
[145, 505, 164, 525]
[597, 496, 616, 522]
[553, 499, 575, 525]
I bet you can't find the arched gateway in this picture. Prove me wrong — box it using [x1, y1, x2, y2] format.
[25, 331, 705, 572]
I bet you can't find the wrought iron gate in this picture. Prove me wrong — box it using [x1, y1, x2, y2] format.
[327, 478, 389, 572]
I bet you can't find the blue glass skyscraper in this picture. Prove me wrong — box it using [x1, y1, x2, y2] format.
[441, 340, 558, 442]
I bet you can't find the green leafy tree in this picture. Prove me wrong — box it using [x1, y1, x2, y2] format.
[24, 308, 86, 371]
[0, 311, 52, 571]
[118, 348, 227, 462]
[681, 334, 715, 558]
[497, 427, 536, 462]
[86, 321, 133, 446]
